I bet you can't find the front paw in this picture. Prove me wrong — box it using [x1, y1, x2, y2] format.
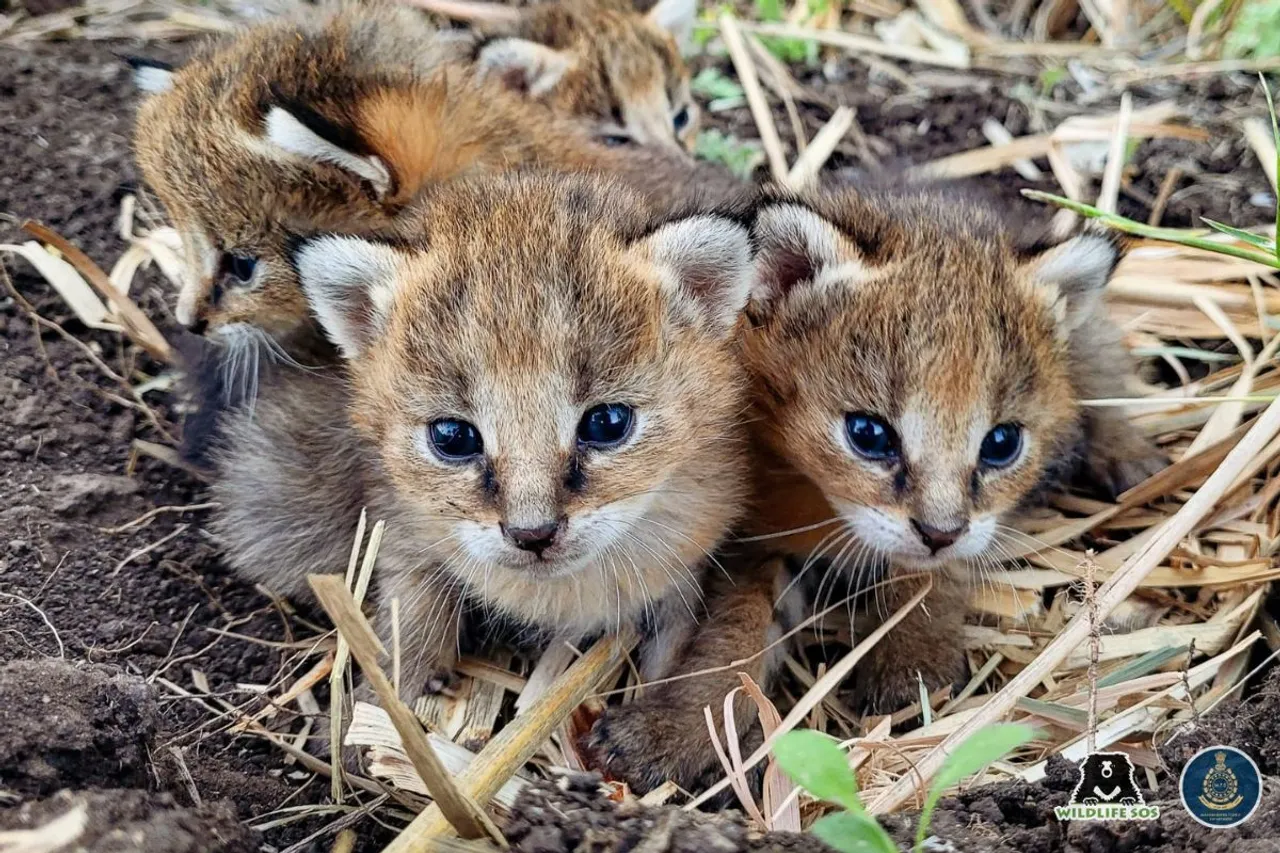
[851, 646, 967, 716]
[586, 700, 738, 796]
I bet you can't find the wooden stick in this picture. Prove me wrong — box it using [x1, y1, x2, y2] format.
[1096, 92, 1132, 215]
[787, 107, 855, 189]
[383, 631, 636, 852]
[719, 15, 789, 183]
[398, 0, 520, 24]
[308, 575, 505, 846]
[867, 393, 1280, 814]
[738, 20, 971, 69]
[21, 220, 173, 363]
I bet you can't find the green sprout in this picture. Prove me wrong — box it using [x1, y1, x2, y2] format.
[772, 723, 1040, 853]
[694, 129, 765, 179]
[1027, 76, 1279, 270]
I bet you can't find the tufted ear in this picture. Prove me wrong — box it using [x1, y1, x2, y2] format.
[124, 55, 176, 95]
[292, 235, 406, 358]
[631, 215, 753, 337]
[1017, 231, 1123, 336]
[475, 38, 576, 98]
[262, 106, 391, 198]
[646, 0, 697, 49]
[749, 202, 871, 310]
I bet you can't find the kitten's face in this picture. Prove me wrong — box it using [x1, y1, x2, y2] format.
[480, 0, 699, 154]
[296, 174, 751, 590]
[745, 192, 1120, 571]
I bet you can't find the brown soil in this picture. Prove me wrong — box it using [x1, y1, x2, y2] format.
[1, 25, 1276, 853]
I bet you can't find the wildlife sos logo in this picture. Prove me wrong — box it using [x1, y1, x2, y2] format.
[1179, 746, 1262, 828]
[1054, 752, 1160, 821]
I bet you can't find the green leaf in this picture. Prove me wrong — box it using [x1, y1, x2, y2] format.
[772, 730, 862, 812]
[755, 0, 784, 21]
[1200, 219, 1275, 252]
[694, 129, 764, 179]
[1021, 190, 1280, 269]
[915, 723, 1039, 852]
[1098, 644, 1189, 687]
[691, 67, 745, 101]
[812, 812, 898, 853]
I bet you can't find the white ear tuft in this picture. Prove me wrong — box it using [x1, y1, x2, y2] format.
[475, 39, 575, 98]
[128, 59, 175, 94]
[636, 215, 752, 337]
[294, 235, 405, 358]
[750, 203, 866, 308]
[263, 107, 391, 198]
[1019, 232, 1122, 335]
[646, 0, 697, 48]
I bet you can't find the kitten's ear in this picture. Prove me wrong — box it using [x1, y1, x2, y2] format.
[632, 215, 753, 337]
[124, 55, 176, 95]
[646, 0, 696, 48]
[262, 106, 392, 198]
[1017, 231, 1124, 336]
[292, 235, 406, 358]
[475, 39, 575, 97]
[750, 202, 869, 309]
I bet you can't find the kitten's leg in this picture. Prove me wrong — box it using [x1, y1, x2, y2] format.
[1070, 317, 1167, 496]
[586, 558, 783, 795]
[851, 569, 969, 715]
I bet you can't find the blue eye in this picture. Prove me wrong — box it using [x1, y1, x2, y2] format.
[429, 419, 483, 460]
[223, 253, 257, 284]
[845, 413, 898, 461]
[672, 106, 690, 133]
[578, 404, 634, 447]
[979, 423, 1023, 467]
[599, 134, 634, 148]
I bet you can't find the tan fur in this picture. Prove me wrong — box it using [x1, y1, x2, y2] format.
[132, 2, 731, 353]
[586, 183, 1171, 792]
[491, 0, 699, 151]
[212, 173, 752, 707]
[740, 183, 1166, 711]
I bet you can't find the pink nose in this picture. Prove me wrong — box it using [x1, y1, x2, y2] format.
[911, 519, 968, 554]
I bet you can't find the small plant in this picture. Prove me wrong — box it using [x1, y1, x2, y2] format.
[772, 723, 1040, 853]
[691, 67, 746, 111]
[1225, 0, 1280, 59]
[753, 0, 819, 65]
[695, 129, 765, 179]
[1026, 76, 1279, 270]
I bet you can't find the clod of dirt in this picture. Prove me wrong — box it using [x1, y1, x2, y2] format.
[47, 472, 141, 515]
[0, 659, 157, 797]
[502, 775, 833, 853]
[0, 789, 259, 853]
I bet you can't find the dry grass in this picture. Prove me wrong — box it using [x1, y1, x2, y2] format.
[4, 0, 1279, 848]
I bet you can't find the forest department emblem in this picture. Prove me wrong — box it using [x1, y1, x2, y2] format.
[1180, 746, 1262, 829]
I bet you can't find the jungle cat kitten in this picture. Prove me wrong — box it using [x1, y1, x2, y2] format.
[130, 0, 722, 358]
[210, 171, 754, 705]
[587, 181, 1168, 794]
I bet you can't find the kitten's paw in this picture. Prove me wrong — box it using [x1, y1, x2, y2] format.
[852, 647, 967, 716]
[585, 702, 683, 794]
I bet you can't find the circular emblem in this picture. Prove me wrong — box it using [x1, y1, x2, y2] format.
[1179, 746, 1262, 828]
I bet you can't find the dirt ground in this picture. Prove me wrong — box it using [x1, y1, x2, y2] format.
[0, 22, 1277, 853]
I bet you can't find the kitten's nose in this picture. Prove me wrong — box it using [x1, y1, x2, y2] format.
[504, 521, 560, 557]
[185, 317, 209, 336]
[911, 519, 968, 554]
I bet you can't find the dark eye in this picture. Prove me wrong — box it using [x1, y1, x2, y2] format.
[979, 423, 1023, 468]
[672, 106, 690, 133]
[222, 253, 258, 284]
[578, 403, 634, 447]
[845, 413, 898, 461]
[428, 419, 483, 460]
[599, 134, 634, 148]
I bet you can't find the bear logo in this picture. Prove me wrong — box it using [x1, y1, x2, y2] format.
[1069, 752, 1144, 807]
